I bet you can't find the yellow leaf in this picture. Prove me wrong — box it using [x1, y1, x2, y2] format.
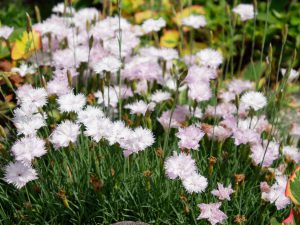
[135, 10, 155, 24]
[11, 30, 41, 61]
[160, 30, 180, 48]
[122, 0, 144, 13]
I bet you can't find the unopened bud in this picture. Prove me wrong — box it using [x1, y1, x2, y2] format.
[89, 35, 94, 50]
[34, 5, 41, 23]
[283, 24, 288, 43]
[0, 125, 6, 138]
[67, 70, 72, 87]
[41, 75, 47, 88]
[26, 12, 32, 34]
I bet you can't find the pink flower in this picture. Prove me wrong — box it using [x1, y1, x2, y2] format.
[205, 103, 237, 119]
[158, 105, 190, 129]
[282, 146, 300, 163]
[218, 91, 235, 103]
[176, 125, 204, 150]
[228, 79, 254, 95]
[205, 125, 232, 142]
[260, 181, 270, 193]
[211, 183, 234, 201]
[188, 82, 212, 102]
[290, 124, 300, 137]
[233, 129, 261, 146]
[184, 65, 217, 84]
[197, 202, 227, 225]
[261, 176, 290, 210]
[250, 141, 279, 167]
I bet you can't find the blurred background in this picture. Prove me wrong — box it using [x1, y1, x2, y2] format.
[0, 0, 298, 68]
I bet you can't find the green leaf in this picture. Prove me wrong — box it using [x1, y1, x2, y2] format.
[270, 217, 281, 225]
[242, 62, 266, 82]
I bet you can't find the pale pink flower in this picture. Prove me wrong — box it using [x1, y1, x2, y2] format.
[196, 48, 223, 69]
[176, 125, 204, 150]
[197, 202, 227, 225]
[188, 82, 212, 102]
[0, 25, 14, 39]
[150, 91, 171, 103]
[185, 65, 217, 84]
[158, 105, 190, 129]
[232, 129, 261, 146]
[4, 162, 38, 189]
[205, 103, 237, 119]
[206, 125, 232, 141]
[261, 175, 290, 210]
[211, 183, 234, 201]
[164, 151, 197, 180]
[218, 91, 235, 103]
[282, 146, 300, 163]
[290, 124, 300, 137]
[250, 141, 280, 167]
[228, 79, 254, 95]
[281, 68, 299, 82]
[182, 173, 208, 194]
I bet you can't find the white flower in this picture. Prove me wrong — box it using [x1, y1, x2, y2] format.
[125, 100, 155, 116]
[281, 68, 299, 82]
[120, 127, 155, 157]
[150, 91, 171, 103]
[84, 117, 112, 142]
[93, 56, 121, 74]
[94, 87, 121, 108]
[52, 2, 75, 14]
[106, 120, 130, 146]
[181, 15, 207, 29]
[77, 105, 105, 126]
[182, 173, 208, 194]
[11, 136, 46, 165]
[4, 162, 38, 189]
[164, 151, 197, 180]
[240, 91, 267, 111]
[11, 64, 36, 77]
[50, 120, 80, 148]
[142, 17, 166, 34]
[57, 92, 86, 113]
[47, 77, 71, 96]
[13, 107, 47, 136]
[196, 48, 223, 69]
[233, 4, 255, 21]
[16, 85, 47, 110]
[0, 26, 14, 39]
